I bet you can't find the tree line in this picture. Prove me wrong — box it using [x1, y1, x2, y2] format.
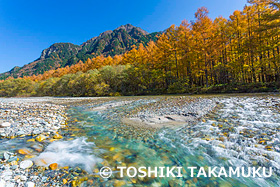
[1, 0, 280, 97]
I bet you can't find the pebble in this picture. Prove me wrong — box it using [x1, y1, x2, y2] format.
[20, 175, 27, 181]
[0, 98, 70, 187]
[10, 165, 18, 170]
[2, 171, 13, 176]
[114, 180, 126, 187]
[36, 134, 46, 142]
[3, 152, 10, 160]
[169, 179, 184, 187]
[16, 131, 25, 136]
[41, 177, 47, 182]
[49, 163, 58, 170]
[5, 182, 15, 187]
[25, 182, 35, 187]
[53, 133, 63, 139]
[0, 179, 5, 187]
[10, 161, 17, 166]
[2, 96, 279, 187]
[151, 182, 162, 187]
[19, 160, 33, 169]
[18, 149, 31, 155]
[27, 139, 35, 142]
[0, 99, 66, 138]
[0, 122, 11, 128]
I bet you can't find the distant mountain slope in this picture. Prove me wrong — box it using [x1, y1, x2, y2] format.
[1, 24, 159, 79]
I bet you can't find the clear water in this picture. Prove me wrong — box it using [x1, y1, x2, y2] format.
[1, 95, 280, 186]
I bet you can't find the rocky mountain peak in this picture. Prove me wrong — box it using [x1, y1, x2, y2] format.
[115, 24, 149, 35]
[0, 24, 158, 79]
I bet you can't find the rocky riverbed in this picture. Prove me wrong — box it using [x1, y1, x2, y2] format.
[122, 96, 217, 128]
[0, 99, 67, 138]
[0, 96, 218, 187]
[0, 98, 68, 187]
[1, 95, 280, 187]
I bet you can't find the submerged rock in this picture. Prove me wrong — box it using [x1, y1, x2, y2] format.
[3, 152, 10, 160]
[17, 149, 31, 155]
[218, 144, 226, 149]
[36, 134, 46, 142]
[53, 133, 63, 139]
[114, 180, 126, 187]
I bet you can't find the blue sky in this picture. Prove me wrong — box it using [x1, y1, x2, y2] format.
[0, 0, 247, 73]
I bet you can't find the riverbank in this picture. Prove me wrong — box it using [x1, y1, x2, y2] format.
[1, 79, 279, 98]
[186, 82, 280, 95]
[0, 98, 67, 138]
[0, 98, 69, 186]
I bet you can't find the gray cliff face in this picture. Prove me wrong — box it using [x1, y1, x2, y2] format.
[116, 24, 149, 35]
[39, 43, 81, 60]
[40, 46, 56, 59]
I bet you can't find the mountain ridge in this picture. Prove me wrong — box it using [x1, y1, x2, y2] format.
[1, 24, 159, 79]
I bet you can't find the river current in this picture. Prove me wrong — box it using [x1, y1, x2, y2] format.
[1, 94, 280, 186]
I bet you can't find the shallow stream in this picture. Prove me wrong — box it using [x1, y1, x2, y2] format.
[1, 94, 280, 186]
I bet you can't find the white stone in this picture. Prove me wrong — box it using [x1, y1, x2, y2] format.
[25, 182, 35, 187]
[0, 122, 11, 128]
[30, 176, 38, 180]
[20, 175, 27, 181]
[2, 171, 13, 176]
[5, 182, 15, 187]
[151, 182, 161, 187]
[0, 179, 6, 187]
[19, 160, 33, 169]
[3, 152, 10, 160]
[3, 175, 12, 181]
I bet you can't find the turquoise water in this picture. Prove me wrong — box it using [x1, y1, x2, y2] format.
[51, 95, 280, 186]
[1, 95, 280, 186]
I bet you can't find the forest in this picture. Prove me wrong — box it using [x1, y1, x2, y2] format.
[1, 0, 280, 97]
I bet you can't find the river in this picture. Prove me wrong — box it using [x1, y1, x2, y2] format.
[1, 94, 280, 186]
